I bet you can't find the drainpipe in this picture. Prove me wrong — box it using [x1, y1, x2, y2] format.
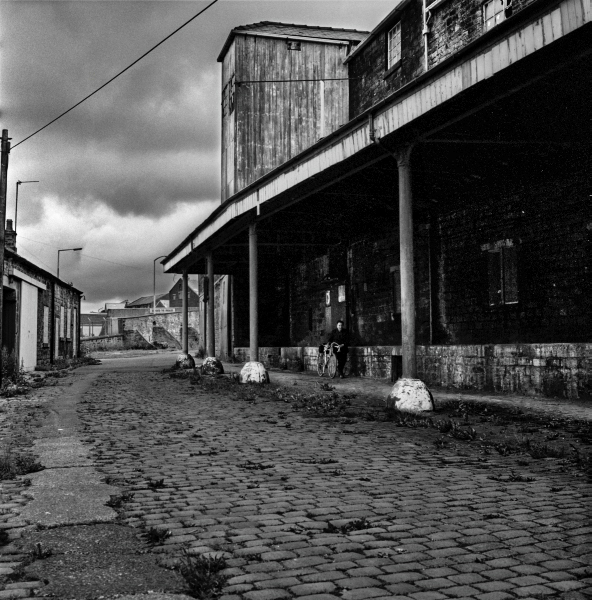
[423, 0, 430, 72]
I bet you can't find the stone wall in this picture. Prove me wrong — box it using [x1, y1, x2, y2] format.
[234, 343, 591, 399]
[122, 310, 200, 350]
[81, 335, 126, 353]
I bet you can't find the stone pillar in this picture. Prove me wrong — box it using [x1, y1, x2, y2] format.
[249, 222, 258, 362]
[207, 253, 215, 357]
[182, 270, 189, 354]
[397, 145, 416, 379]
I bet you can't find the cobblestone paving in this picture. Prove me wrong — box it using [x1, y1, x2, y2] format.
[74, 369, 591, 600]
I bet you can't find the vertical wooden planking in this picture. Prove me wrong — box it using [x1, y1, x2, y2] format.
[532, 18, 544, 51]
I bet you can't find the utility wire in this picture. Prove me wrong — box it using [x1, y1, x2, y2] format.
[12, 0, 220, 150]
[16, 242, 57, 273]
[18, 234, 153, 272]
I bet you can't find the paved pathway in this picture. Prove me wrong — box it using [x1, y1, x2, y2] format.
[82, 358, 591, 599]
[0, 354, 590, 599]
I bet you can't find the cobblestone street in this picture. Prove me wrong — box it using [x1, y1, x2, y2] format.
[1, 356, 591, 599]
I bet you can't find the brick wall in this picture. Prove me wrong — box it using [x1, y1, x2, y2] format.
[289, 248, 347, 347]
[434, 163, 591, 345]
[349, 0, 543, 117]
[349, 0, 424, 117]
[427, 0, 538, 67]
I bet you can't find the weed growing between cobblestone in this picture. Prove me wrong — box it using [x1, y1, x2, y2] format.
[28, 542, 53, 559]
[0, 445, 44, 480]
[105, 491, 135, 509]
[238, 460, 274, 470]
[324, 517, 372, 534]
[147, 477, 165, 489]
[142, 527, 172, 546]
[0, 529, 10, 546]
[177, 550, 228, 599]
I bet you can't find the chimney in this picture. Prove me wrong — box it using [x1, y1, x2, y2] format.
[5, 219, 16, 253]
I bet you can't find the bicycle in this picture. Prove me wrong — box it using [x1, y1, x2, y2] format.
[317, 342, 347, 379]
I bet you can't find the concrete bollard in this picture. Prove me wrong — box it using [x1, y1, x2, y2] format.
[239, 361, 270, 384]
[175, 353, 195, 369]
[202, 357, 224, 376]
[386, 378, 434, 412]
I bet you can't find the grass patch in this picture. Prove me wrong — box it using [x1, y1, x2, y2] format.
[142, 527, 171, 546]
[0, 446, 44, 480]
[178, 550, 228, 600]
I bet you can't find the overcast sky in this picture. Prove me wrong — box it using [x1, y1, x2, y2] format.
[1, 0, 392, 312]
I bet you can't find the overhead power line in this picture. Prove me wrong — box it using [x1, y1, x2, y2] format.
[18, 234, 153, 272]
[12, 0, 220, 150]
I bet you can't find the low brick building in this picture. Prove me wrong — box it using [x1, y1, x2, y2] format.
[3, 222, 83, 369]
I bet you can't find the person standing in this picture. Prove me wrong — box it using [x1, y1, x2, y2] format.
[328, 320, 350, 378]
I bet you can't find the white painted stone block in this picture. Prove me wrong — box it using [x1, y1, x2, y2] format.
[386, 378, 434, 412]
[176, 353, 195, 369]
[240, 361, 270, 384]
[202, 357, 224, 375]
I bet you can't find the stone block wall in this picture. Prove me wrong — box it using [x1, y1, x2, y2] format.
[122, 310, 200, 350]
[233, 343, 591, 399]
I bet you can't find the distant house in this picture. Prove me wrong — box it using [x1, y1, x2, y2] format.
[3, 220, 82, 369]
[126, 294, 169, 310]
[167, 276, 199, 309]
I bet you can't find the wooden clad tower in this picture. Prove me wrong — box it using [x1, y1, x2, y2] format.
[218, 22, 368, 202]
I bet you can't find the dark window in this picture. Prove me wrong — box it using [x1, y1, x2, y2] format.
[487, 245, 518, 305]
[286, 40, 302, 51]
[483, 0, 513, 30]
[387, 21, 401, 69]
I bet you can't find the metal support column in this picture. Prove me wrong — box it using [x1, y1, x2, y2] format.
[182, 270, 189, 354]
[397, 145, 417, 378]
[249, 222, 258, 362]
[206, 253, 215, 357]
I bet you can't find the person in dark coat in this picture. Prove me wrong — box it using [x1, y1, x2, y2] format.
[328, 320, 350, 378]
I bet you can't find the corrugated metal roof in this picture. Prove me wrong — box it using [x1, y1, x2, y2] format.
[218, 21, 369, 62]
[127, 294, 168, 307]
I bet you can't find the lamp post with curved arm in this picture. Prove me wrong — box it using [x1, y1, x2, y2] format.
[15, 180, 39, 232]
[57, 248, 82, 280]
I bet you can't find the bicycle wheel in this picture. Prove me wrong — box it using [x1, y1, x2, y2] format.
[328, 355, 337, 378]
[317, 354, 325, 376]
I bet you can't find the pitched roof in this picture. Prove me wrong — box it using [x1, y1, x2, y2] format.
[126, 294, 168, 308]
[218, 21, 369, 62]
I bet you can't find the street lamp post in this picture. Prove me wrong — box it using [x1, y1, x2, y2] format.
[57, 247, 82, 280]
[15, 180, 39, 232]
[153, 256, 167, 314]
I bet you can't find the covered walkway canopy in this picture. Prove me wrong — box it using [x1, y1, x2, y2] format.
[164, 0, 591, 374]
